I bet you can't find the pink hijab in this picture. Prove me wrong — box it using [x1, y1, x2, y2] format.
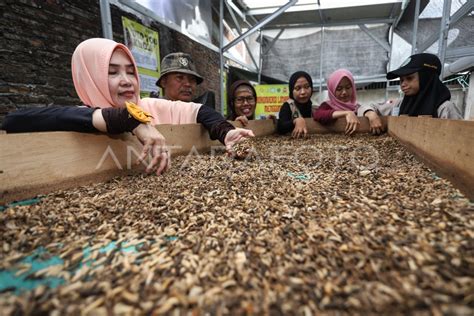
[323, 69, 359, 112]
[71, 38, 200, 125]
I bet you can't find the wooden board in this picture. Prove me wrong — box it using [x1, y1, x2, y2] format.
[306, 116, 388, 134]
[0, 126, 214, 204]
[0, 121, 278, 204]
[388, 116, 474, 200]
[0, 132, 143, 204]
[230, 118, 277, 136]
[1, 116, 472, 204]
[231, 116, 389, 134]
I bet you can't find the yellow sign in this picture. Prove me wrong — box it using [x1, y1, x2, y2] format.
[255, 84, 289, 119]
[122, 17, 160, 98]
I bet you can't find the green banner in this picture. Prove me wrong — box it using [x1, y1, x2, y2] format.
[122, 17, 160, 97]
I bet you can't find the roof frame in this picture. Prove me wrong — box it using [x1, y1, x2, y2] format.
[262, 17, 397, 30]
[224, 0, 259, 69]
[237, 0, 404, 30]
[417, 0, 474, 53]
[222, 0, 297, 52]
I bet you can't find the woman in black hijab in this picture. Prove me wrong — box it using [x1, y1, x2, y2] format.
[277, 71, 314, 137]
[397, 64, 451, 117]
[358, 53, 462, 119]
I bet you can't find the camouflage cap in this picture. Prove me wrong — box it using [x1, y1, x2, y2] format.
[156, 52, 204, 87]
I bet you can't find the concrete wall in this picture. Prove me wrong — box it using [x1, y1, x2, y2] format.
[0, 0, 221, 125]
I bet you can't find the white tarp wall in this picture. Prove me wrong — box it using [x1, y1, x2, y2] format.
[260, 25, 390, 83]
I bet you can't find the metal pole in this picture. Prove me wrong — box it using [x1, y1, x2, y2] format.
[417, 0, 473, 53]
[358, 24, 391, 52]
[223, 0, 297, 52]
[219, 0, 225, 114]
[386, 24, 395, 102]
[411, 0, 420, 54]
[465, 72, 474, 120]
[224, 0, 259, 70]
[258, 30, 263, 84]
[319, 26, 324, 103]
[317, 0, 325, 103]
[225, 0, 246, 21]
[438, 0, 452, 78]
[99, 0, 113, 39]
[263, 28, 285, 56]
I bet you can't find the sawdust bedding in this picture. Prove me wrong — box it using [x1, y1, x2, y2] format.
[1, 134, 472, 315]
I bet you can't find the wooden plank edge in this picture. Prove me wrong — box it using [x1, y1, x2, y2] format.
[0, 116, 409, 205]
[0, 125, 214, 205]
[307, 116, 388, 134]
[387, 116, 474, 201]
[1, 169, 142, 207]
[0, 121, 274, 204]
[231, 116, 389, 134]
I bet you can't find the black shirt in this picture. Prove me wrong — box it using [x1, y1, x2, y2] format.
[277, 101, 312, 134]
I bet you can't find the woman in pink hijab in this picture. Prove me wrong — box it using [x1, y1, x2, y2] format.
[3, 38, 254, 174]
[313, 69, 383, 135]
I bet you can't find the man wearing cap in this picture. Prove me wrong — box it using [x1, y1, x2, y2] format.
[155, 52, 203, 102]
[358, 53, 462, 119]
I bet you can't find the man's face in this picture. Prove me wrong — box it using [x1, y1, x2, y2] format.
[161, 72, 197, 102]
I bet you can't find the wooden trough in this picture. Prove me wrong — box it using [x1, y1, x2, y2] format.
[1, 116, 473, 314]
[1, 116, 472, 204]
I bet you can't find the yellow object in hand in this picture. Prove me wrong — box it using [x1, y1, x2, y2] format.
[125, 101, 153, 123]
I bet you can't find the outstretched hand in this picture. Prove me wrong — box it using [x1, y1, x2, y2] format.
[224, 128, 255, 153]
[133, 124, 169, 175]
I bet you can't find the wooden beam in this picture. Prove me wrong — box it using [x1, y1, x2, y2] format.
[0, 126, 215, 204]
[306, 116, 388, 134]
[232, 116, 389, 134]
[1, 132, 142, 204]
[230, 119, 277, 136]
[0, 121, 277, 204]
[388, 116, 474, 200]
[2, 116, 471, 204]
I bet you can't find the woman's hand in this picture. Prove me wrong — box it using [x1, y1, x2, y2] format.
[365, 111, 384, 135]
[344, 112, 360, 135]
[292, 117, 307, 138]
[267, 114, 277, 124]
[133, 124, 169, 175]
[235, 115, 249, 127]
[224, 128, 255, 153]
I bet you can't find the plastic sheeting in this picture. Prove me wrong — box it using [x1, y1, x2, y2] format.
[261, 25, 390, 83]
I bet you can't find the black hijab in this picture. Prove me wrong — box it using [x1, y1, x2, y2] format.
[289, 71, 313, 100]
[399, 70, 451, 117]
[227, 80, 257, 120]
[288, 71, 313, 117]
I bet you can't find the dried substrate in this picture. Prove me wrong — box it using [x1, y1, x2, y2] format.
[0, 134, 473, 315]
